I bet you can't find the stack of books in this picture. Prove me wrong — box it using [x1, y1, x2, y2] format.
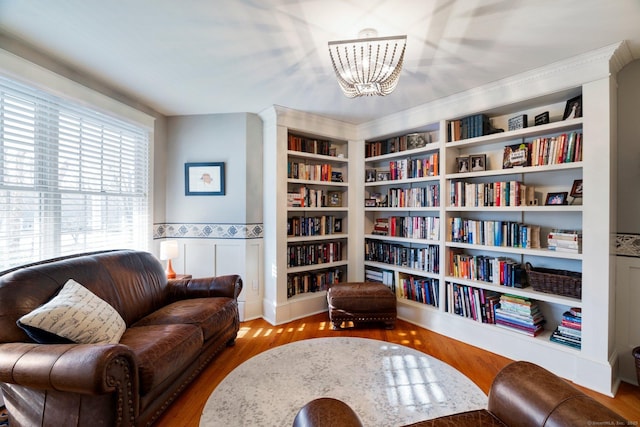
[494, 294, 545, 336]
[372, 218, 389, 236]
[550, 307, 582, 349]
[547, 229, 582, 253]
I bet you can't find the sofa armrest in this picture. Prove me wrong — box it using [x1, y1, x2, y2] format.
[487, 361, 627, 426]
[0, 342, 138, 396]
[167, 274, 243, 300]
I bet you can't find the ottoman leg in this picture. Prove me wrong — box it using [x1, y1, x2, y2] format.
[384, 320, 395, 330]
[331, 319, 342, 330]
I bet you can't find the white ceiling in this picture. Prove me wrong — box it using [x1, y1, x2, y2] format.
[1, 0, 639, 124]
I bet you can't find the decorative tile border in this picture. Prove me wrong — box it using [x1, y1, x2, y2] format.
[616, 233, 640, 258]
[153, 223, 263, 240]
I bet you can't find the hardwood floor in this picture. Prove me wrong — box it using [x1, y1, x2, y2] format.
[156, 313, 640, 426]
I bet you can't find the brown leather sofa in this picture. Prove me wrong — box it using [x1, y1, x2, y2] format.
[293, 360, 628, 427]
[0, 249, 242, 427]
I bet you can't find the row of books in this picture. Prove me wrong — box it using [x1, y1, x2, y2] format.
[287, 188, 342, 208]
[448, 217, 541, 249]
[372, 216, 440, 240]
[287, 242, 342, 268]
[398, 276, 439, 307]
[448, 180, 535, 207]
[365, 268, 394, 286]
[448, 114, 492, 141]
[365, 240, 439, 273]
[550, 308, 581, 349]
[547, 229, 582, 254]
[288, 134, 334, 156]
[287, 161, 336, 182]
[286, 268, 342, 298]
[446, 282, 501, 323]
[386, 154, 439, 180]
[370, 184, 440, 208]
[365, 131, 433, 157]
[494, 294, 545, 337]
[448, 251, 528, 288]
[287, 215, 343, 237]
[502, 132, 582, 168]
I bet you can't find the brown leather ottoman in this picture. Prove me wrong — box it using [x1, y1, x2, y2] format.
[327, 282, 397, 330]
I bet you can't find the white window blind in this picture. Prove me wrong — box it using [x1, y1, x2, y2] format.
[0, 74, 150, 271]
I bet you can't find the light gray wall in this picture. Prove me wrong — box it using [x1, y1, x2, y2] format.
[165, 113, 263, 223]
[617, 59, 640, 234]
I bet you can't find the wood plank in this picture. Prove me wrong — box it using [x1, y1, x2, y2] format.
[155, 313, 640, 425]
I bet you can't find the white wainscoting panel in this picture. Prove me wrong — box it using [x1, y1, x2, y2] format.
[615, 255, 640, 385]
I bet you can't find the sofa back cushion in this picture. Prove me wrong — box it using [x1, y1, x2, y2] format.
[0, 250, 167, 343]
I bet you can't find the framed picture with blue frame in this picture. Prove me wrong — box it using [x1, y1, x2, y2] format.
[185, 162, 225, 196]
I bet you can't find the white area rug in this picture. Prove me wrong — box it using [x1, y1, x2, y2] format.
[200, 337, 487, 427]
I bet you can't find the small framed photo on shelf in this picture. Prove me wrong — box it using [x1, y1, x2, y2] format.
[502, 143, 529, 168]
[470, 154, 486, 171]
[334, 218, 343, 233]
[534, 111, 550, 126]
[545, 191, 568, 206]
[365, 198, 378, 207]
[185, 162, 225, 196]
[570, 179, 583, 198]
[507, 114, 528, 131]
[563, 95, 582, 120]
[327, 191, 342, 207]
[377, 171, 390, 182]
[456, 156, 470, 173]
[365, 169, 377, 182]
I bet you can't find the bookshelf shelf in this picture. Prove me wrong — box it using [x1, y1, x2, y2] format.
[287, 233, 348, 243]
[365, 260, 440, 279]
[287, 178, 349, 188]
[286, 260, 349, 274]
[443, 275, 582, 306]
[446, 117, 583, 149]
[287, 150, 349, 163]
[364, 176, 440, 187]
[445, 205, 583, 213]
[364, 234, 440, 245]
[445, 242, 583, 260]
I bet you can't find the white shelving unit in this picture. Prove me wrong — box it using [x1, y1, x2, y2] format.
[261, 106, 360, 326]
[261, 42, 631, 395]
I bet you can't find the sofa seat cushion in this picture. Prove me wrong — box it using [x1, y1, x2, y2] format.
[403, 410, 506, 427]
[120, 323, 203, 394]
[131, 297, 237, 341]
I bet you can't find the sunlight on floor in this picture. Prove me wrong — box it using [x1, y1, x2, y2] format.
[381, 345, 446, 412]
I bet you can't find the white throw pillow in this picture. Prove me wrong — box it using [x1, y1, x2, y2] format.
[17, 278, 126, 344]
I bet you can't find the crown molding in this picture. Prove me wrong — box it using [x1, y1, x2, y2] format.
[358, 41, 632, 140]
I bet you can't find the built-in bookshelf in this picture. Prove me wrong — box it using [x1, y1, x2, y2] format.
[286, 133, 350, 299]
[443, 101, 584, 351]
[363, 127, 442, 308]
[356, 57, 618, 394]
[262, 43, 626, 395]
[261, 106, 358, 326]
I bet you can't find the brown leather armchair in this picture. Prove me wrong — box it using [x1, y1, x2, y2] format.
[293, 361, 628, 427]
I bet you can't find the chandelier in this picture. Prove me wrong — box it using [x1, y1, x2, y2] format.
[328, 29, 407, 98]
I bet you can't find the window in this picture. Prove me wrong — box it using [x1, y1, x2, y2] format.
[0, 75, 150, 271]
